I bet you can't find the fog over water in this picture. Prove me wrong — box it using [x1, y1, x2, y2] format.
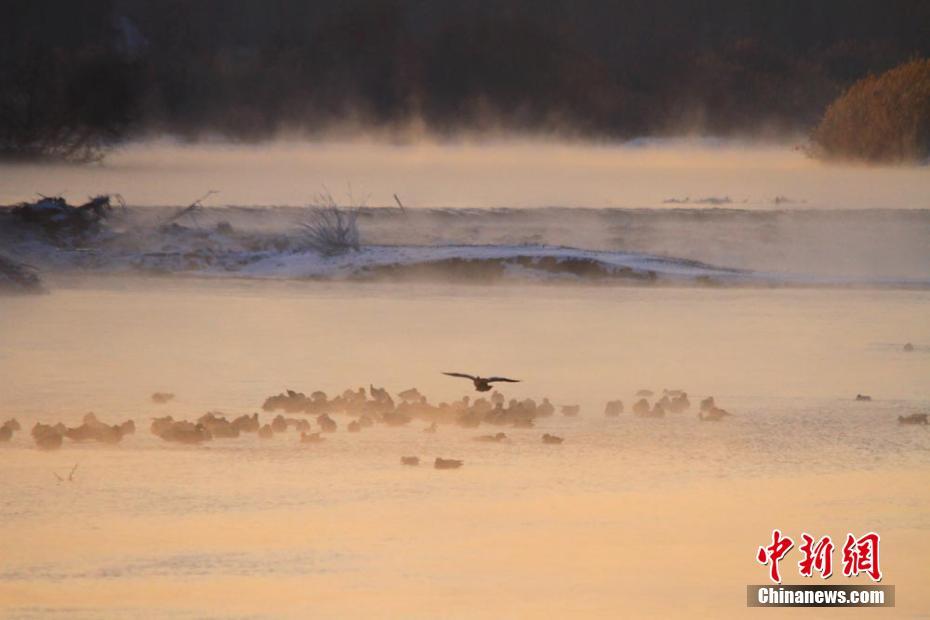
[1, 139, 929, 618]
[3, 0, 930, 614]
[1, 279, 929, 617]
[2, 138, 929, 209]
[3, 138, 929, 285]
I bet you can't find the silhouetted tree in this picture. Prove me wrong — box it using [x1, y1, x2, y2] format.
[3, 0, 930, 158]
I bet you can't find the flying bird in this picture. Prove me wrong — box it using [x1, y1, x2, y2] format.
[442, 372, 520, 392]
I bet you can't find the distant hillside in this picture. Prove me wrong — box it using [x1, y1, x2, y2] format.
[2, 0, 930, 159]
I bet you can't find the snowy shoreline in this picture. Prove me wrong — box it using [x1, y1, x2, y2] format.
[3, 201, 929, 289]
[13, 243, 930, 290]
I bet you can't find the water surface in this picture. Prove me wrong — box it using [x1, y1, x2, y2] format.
[1, 278, 928, 617]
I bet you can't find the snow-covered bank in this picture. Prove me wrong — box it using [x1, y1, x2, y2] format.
[2, 202, 929, 288]
[225, 244, 751, 284]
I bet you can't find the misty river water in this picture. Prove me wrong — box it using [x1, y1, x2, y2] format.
[1, 277, 929, 618]
[2, 138, 930, 210]
[1, 139, 929, 617]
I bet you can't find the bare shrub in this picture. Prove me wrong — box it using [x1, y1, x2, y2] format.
[300, 192, 361, 256]
[811, 58, 930, 163]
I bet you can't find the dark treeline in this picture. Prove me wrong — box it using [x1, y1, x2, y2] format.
[2, 0, 929, 159]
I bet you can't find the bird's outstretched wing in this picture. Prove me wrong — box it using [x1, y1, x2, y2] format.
[443, 372, 476, 380]
[487, 377, 520, 383]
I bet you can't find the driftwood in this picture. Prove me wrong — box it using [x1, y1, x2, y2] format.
[6, 194, 122, 248]
[161, 191, 218, 228]
[393, 193, 407, 214]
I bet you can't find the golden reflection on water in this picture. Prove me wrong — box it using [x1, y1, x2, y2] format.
[0, 278, 928, 618]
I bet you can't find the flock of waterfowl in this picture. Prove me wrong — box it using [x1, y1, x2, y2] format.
[26, 413, 135, 451]
[2, 375, 926, 463]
